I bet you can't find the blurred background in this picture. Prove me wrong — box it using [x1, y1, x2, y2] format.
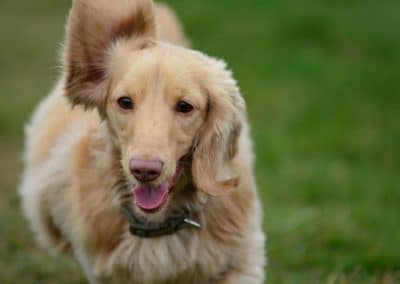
[0, 0, 399, 283]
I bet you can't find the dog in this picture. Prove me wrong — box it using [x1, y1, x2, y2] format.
[19, 0, 265, 283]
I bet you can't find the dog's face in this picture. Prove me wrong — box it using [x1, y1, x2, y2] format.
[65, 0, 244, 217]
[106, 46, 209, 214]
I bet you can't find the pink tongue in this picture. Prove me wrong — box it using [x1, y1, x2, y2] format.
[133, 183, 169, 211]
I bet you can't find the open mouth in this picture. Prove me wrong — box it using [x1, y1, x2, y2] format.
[132, 164, 184, 213]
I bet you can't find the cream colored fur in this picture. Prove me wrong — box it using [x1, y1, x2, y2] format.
[19, 1, 266, 283]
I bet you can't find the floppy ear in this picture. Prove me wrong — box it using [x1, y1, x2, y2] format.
[192, 60, 245, 196]
[64, 0, 155, 108]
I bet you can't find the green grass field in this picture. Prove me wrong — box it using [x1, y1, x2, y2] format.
[1, 0, 399, 283]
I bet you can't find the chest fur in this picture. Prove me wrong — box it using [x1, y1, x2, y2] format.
[82, 229, 233, 284]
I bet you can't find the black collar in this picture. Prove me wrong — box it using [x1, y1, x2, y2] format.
[121, 204, 201, 238]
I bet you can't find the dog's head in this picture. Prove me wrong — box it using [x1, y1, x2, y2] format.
[65, 0, 245, 217]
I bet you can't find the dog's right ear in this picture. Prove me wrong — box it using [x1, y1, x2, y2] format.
[65, 0, 155, 109]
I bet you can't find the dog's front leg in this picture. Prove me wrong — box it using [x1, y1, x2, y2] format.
[214, 247, 265, 284]
[214, 269, 264, 284]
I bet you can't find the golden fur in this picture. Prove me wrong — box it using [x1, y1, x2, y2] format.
[19, 1, 265, 283]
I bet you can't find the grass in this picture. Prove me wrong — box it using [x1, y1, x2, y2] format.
[0, 0, 399, 283]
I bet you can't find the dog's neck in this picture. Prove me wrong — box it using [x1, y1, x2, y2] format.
[121, 203, 201, 238]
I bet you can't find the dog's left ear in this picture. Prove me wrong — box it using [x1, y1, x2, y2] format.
[64, 0, 156, 109]
[192, 59, 245, 196]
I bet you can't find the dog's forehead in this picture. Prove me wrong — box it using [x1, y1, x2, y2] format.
[113, 46, 198, 78]
[111, 45, 206, 95]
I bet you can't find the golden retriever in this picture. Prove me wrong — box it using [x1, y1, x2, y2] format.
[19, 0, 265, 283]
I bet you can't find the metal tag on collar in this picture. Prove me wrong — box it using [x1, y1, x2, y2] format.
[183, 218, 202, 229]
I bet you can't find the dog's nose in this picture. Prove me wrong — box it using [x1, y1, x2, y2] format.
[129, 159, 164, 182]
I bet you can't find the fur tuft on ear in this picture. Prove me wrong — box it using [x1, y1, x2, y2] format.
[192, 58, 245, 196]
[64, 0, 156, 108]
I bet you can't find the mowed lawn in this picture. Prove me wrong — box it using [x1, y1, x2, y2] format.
[0, 0, 399, 283]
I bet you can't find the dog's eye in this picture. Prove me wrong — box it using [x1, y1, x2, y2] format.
[176, 101, 194, 114]
[117, 97, 134, 110]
